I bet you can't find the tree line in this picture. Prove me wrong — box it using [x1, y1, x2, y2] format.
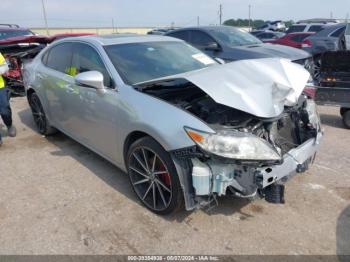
[223, 19, 294, 29]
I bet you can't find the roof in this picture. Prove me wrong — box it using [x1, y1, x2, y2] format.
[0, 24, 31, 32]
[297, 18, 339, 24]
[57, 34, 183, 46]
[312, 23, 346, 37]
[287, 32, 315, 35]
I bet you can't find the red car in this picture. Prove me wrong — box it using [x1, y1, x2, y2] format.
[48, 33, 95, 42]
[0, 26, 94, 95]
[266, 32, 315, 49]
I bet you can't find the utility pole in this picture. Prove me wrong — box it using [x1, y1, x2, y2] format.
[219, 4, 223, 25]
[41, 0, 49, 35]
[330, 11, 333, 19]
[248, 5, 252, 31]
[197, 16, 200, 26]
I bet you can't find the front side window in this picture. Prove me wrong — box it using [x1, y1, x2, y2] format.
[208, 27, 262, 46]
[308, 25, 324, 32]
[46, 43, 73, 74]
[104, 41, 217, 85]
[189, 31, 216, 47]
[71, 43, 112, 87]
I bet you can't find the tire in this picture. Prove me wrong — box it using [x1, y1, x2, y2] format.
[342, 110, 350, 129]
[126, 136, 184, 215]
[340, 107, 349, 116]
[28, 92, 57, 135]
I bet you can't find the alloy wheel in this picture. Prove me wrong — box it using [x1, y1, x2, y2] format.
[128, 146, 173, 211]
[313, 56, 322, 84]
[29, 95, 47, 134]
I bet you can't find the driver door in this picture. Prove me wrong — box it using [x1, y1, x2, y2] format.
[62, 42, 120, 161]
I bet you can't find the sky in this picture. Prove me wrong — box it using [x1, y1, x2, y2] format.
[0, 0, 349, 28]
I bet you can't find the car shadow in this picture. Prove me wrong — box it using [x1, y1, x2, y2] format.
[320, 113, 345, 129]
[337, 205, 350, 260]
[18, 108, 252, 221]
[0, 123, 7, 138]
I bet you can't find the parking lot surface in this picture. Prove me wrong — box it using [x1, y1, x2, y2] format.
[0, 97, 349, 255]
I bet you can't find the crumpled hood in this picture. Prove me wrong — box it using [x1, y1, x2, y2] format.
[144, 58, 310, 118]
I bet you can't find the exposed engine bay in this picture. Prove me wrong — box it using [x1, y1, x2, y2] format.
[138, 77, 322, 209]
[1, 43, 47, 96]
[139, 78, 318, 156]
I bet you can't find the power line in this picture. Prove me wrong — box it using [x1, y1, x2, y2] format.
[41, 0, 49, 35]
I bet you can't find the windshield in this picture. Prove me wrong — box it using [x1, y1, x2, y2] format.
[208, 27, 262, 46]
[0, 30, 34, 40]
[105, 41, 217, 85]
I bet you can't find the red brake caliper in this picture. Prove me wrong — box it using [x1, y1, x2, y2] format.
[158, 162, 171, 187]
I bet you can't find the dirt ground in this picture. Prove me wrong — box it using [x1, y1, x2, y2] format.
[0, 97, 349, 255]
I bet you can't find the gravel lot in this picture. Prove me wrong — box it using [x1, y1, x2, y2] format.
[0, 97, 349, 255]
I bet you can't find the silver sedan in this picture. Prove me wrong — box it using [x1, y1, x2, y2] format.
[23, 35, 322, 214]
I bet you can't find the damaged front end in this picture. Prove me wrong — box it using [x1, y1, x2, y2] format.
[138, 58, 323, 210]
[0, 37, 48, 96]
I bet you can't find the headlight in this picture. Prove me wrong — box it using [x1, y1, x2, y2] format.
[185, 127, 281, 161]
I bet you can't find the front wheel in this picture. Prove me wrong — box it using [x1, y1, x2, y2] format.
[28, 92, 57, 135]
[126, 137, 184, 215]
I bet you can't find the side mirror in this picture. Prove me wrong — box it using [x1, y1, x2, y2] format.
[75, 71, 105, 90]
[205, 42, 221, 51]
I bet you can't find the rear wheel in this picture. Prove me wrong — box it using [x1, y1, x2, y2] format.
[126, 137, 184, 215]
[342, 109, 350, 129]
[340, 107, 349, 116]
[28, 92, 57, 135]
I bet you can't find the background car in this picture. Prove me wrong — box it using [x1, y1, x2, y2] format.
[301, 23, 347, 80]
[48, 33, 95, 42]
[286, 23, 329, 34]
[165, 26, 313, 73]
[250, 30, 285, 42]
[0, 24, 35, 41]
[266, 32, 314, 49]
[301, 23, 347, 55]
[256, 20, 286, 31]
[147, 28, 177, 35]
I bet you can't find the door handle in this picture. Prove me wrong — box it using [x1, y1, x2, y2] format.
[65, 84, 75, 93]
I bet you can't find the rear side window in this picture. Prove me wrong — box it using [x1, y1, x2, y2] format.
[291, 34, 309, 43]
[308, 25, 324, 32]
[167, 31, 190, 42]
[286, 25, 306, 33]
[71, 43, 112, 87]
[259, 33, 274, 38]
[46, 43, 73, 74]
[331, 27, 346, 37]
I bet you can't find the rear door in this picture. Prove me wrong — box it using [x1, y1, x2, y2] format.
[40, 42, 74, 130]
